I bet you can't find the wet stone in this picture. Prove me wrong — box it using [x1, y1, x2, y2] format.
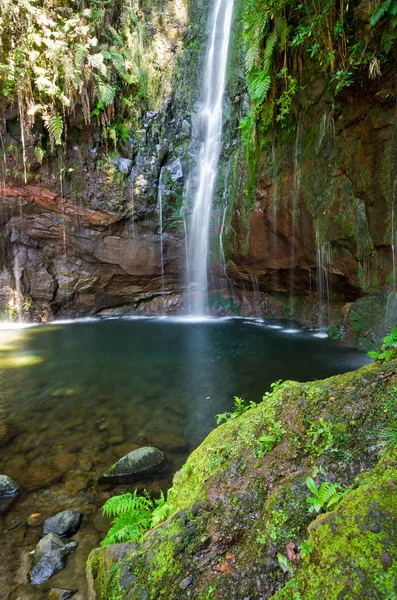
[43, 510, 82, 537]
[48, 589, 77, 600]
[381, 552, 392, 569]
[179, 576, 193, 590]
[34, 533, 70, 564]
[0, 474, 20, 498]
[102, 446, 164, 482]
[29, 542, 77, 585]
[25, 464, 62, 490]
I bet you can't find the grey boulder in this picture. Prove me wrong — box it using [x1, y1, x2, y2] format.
[102, 446, 164, 481]
[43, 510, 82, 537]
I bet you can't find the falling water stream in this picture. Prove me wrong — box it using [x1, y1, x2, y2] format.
[187, 0, 234, 315]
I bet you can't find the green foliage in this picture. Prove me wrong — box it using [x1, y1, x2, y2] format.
[368, 326, 397, 362]
[256, 419, 286, 457]
[377, 423, 397, 454]
[0, 0, 162, 148]
[241, 0, 397, 151]
[299, 539, 313, 560]
[305, 476, 345, 513]
[370, 0, 397, 27]
[216, 396, 257, 424]
[305, 417, 334, 458]
[101, 490, 168, 547]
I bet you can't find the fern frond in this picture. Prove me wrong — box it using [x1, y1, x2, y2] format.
[370, 0, 392, 25]
[245, 45, 260, 72]
[248, 70, 271, 104]
[43, 114, 63, 145]
[74, 44, 88, 69]
[95, 77, 116, 106]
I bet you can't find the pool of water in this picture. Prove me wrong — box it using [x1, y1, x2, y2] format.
[0, 316, 371, 598]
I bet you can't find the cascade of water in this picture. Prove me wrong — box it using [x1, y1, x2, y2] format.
[315, 225, 332, 328]
[289, 116, 302, 301]
[186, 0, 234, 316]
[392, 180, 397, 292]
[158, 167, 166, 309]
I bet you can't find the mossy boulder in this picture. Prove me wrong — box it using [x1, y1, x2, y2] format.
[87, 360, 397, 599]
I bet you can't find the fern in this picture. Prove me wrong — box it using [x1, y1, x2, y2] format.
[101, 490, 169, 547]
[34, 146, 45, 164]
[263, 30, 277, 71]
[245, 45, 260, 72]
[44, 114, 63, 145]
[95, 77, 116, 106]
[74, 44, 88, 69]
[306, 476, 347, 513]
[370, 0, 395, 26]
[248, 70, 271, 104]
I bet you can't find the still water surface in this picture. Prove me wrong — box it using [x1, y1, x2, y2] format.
[0, 317, 370, 598]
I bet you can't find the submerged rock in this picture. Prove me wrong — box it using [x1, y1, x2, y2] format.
[43, 510, 82, 537]
[102, 446, 164, 482]
[33, 533, 71, 564]
[0, 474, 20, 498]
[48, 588, 77, 600]
[29, 542, 77, 585]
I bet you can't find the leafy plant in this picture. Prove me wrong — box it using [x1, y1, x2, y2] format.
[256, 419, 286, 457]
[216, 396, 257, 424]
[368, 327, 397, 362]
[305, 476, 345, 513]
[101, 490, 168, 547]
[305, 417, 334, 458]
[376, 423, 397, 454]
[299, 539, 313, 560]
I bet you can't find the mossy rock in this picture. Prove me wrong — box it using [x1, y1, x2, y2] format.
[274, 451, 397, 599]
[86, 360, 397, 599]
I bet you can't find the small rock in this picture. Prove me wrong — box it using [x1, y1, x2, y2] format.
[111, 443, 140, 458]
[111, 157, 133, 175]
[0, 474, 20, 498]
[179, 576, 193, 590]
[102, 447, 164, 482]
[381, 551, 392, 569]
[34, 533, 71, 564]
[43, 510, 82, 537]
[53, 454, 77, 473]
[27, 513, 45, 527]
[29, 543, 77, 585]
[48, 589, 77, 600]
[149, 433, 187, 453]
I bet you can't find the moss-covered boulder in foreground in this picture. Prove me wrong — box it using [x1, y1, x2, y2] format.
[87, 359, 397, 599]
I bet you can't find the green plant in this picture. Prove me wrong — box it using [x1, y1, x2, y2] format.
[256, 419, 286, 457]
[305, 476, 345, 513]
[305, 417, 334, 458]
[376, 423, 397, 454]
[101, 490, 167, 546]
[277, 553, 294, 576]
[216, 396, 257, 424]
[368, 327, 397, 362]
[299, 539, 313, 560]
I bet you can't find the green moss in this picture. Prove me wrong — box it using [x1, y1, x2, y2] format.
[273, 452, 397, 599]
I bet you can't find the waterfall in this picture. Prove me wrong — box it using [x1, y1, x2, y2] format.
[186, 0, 234, 316]
[158, 167, 166, 310]
[315, 225, 332, 328]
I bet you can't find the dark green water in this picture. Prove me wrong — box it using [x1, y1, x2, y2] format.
[0, 316, 370, 457]
[0, 316, 371, 598]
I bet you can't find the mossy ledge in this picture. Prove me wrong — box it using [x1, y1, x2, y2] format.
[86, 359, 397, 599]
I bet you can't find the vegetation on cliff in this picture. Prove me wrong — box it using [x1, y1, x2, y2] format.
[87, 353, 397, 599]
[241, 0, 397, 149]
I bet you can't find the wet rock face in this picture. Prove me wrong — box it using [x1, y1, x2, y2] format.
[33, 533, 75, 564]
[102, 446, 164, 482]
[43, 510, 82, 537]
[48, 590, 77, 600]
[0, 187, 185, 319]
